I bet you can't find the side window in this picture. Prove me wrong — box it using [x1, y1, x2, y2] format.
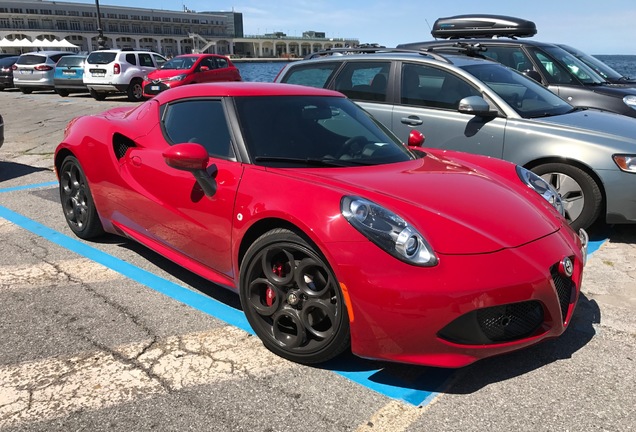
[401, 63, 479, 110]
[154, 54, 167, 68]
[125, 53, 137, 65]
[162, 100, 235, 160]
[280, 62, 340, 88]
[333, 61, 390, 102]
[215, 57, 228, 68]
[481, 46, 535, 73]
[532, 51, 573, 84]
[139, 53, 154, 67]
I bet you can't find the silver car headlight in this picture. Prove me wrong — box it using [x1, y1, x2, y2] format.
[341, 196, 437, 266]
[516, 166, 565, 216]
[623, 95, 636, 110]
[167, 73, 187, 81]
[613, 154, 636, 173]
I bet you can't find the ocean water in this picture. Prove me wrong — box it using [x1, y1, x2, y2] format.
[236, 56, 636, 82]
[595, 55, 636, 78]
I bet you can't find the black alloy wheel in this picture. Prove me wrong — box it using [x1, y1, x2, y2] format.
[59, 155, 104, 239]
[240, 228, 350, 364]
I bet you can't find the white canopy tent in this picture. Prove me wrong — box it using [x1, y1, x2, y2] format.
[0, 37, 79, 50]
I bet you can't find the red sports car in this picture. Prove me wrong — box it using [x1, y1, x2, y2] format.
[142, 53, 241, 97]
[54, 82, 588, 367]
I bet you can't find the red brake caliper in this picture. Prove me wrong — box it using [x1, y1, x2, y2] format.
[266, 263, 284, 307]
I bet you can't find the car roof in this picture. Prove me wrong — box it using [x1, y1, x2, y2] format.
[152, 82, 346, 104]
[299, 50, 494, 67]
[19, 50, 72, 56]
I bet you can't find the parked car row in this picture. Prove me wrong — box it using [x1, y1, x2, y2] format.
[275, 15, 636, 232]
[4, 49, 241, 101]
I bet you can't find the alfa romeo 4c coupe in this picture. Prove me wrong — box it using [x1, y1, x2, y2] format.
[54, 82, 587, 367]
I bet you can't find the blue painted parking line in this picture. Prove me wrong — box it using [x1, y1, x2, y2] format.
[0, 181, 605, 406]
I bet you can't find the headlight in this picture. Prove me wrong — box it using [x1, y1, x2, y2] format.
[341, 196, 437, 266]
[142, 75, 149, 81]
[613, 154, 636, 173]
[167, 74, 187, 81]
[516, 166, 565, 216]
[623, 95, 636, 110]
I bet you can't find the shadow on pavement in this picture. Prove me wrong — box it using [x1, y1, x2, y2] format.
[0, 160, 51, 182]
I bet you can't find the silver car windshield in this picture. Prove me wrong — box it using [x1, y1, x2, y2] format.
[461, 63, 575, 119]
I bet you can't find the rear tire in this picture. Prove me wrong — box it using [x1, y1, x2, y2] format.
[19, 88, 33, 94]
[532, 163, 602, 231]
[127, 79, 144, 102]
[59, 156, 104, 239]
[55, 89, 70, 97]
[89, 89, 106, 101]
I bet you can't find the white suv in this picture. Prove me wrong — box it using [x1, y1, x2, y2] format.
[83, 49, 167, 101]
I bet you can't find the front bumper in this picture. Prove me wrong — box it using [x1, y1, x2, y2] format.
[599, 168, 636, 224]
[327, 226, 586, 368]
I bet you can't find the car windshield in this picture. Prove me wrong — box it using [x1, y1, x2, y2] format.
[160, 56, 197, 70]
[86, 52, 117, 65]
[540, 46, 607, 85]
[558, 44, 627, 81]
[17, 55, 46, 65]
[461, 63, 574, 118]
[234, 96, 415, 167]
[56, 56, 85, 67]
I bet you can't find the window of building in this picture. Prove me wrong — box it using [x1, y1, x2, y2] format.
[68, 10, 79, 16]
[12, 18, 24, 29]
[70, 21, 81, 31]
[173, 18, 181, 23]
[40, 9, 52, 15]
[57, 20, 68, 30]
[132, 24, 141, 33]
[26, 8, 37, 14]
[55, 10, 67, 15]
[84, 22, 95, 31]
[163, 17, 171, 22]
[82, 11, 93, 17]
[153, 16, 161, 22]
[0, 18, 10, 28]
[119, 14, 128, 19]
[131, 15, 140, 20]
[107, 13, 117, 18]
[108, 23, 118, 32]
[163, 26, 172, 34]
[121, 24, 130, 32]
[10, 8, 23, 14]
[141, 16, 150, 21]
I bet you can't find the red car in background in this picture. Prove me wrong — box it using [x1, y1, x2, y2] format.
[143, 53, 241, 97]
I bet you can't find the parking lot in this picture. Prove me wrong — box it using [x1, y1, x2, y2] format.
[1, 88, 635, 431]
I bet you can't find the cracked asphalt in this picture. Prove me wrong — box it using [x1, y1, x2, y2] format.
[0, 89, 634, 431]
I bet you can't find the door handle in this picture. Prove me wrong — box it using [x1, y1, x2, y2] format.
[401, 116, 423, 126]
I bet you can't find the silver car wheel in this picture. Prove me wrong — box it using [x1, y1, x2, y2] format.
[540, 172, 584, 223]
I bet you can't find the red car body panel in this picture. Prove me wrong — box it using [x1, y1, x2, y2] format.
[55, 82, 586, 367]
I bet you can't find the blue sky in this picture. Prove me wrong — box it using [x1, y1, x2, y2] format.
[56, 0, 636, 54]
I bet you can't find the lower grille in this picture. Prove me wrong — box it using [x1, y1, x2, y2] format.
[476, 301, 544, 342]
[550, 261, 575, 322]
[438, 300, 544, 345]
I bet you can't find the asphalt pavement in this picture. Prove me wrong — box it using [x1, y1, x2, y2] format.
[0, 88, 634, 431]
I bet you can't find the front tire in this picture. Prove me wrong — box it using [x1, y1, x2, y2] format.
[55, 89, 70, 97]
[532, 163, 602, 231]
[19, 88, 33, 94]
[240, 228, 350, 364]
[127, 79, 144, 102]
[59, 155, 104, 239]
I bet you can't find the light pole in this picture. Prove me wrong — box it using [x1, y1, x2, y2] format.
[95, 0, 107, 50]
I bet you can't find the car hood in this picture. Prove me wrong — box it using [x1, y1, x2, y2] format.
[586, 83, 636, 97]
[291, 155, 562, 255]
[536, 109, 636, 148]
[147, 69, 192, 80]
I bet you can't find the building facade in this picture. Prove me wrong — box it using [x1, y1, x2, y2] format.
[0, 1, 359, 57]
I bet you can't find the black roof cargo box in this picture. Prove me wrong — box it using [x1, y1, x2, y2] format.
[432, 15, 537, 39]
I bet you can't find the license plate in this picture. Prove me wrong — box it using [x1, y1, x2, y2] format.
[92, 72, 105, 77]
[151, 85, 159, 91]
[63, 71, 75, 75]
[20, 70, 33, 74]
